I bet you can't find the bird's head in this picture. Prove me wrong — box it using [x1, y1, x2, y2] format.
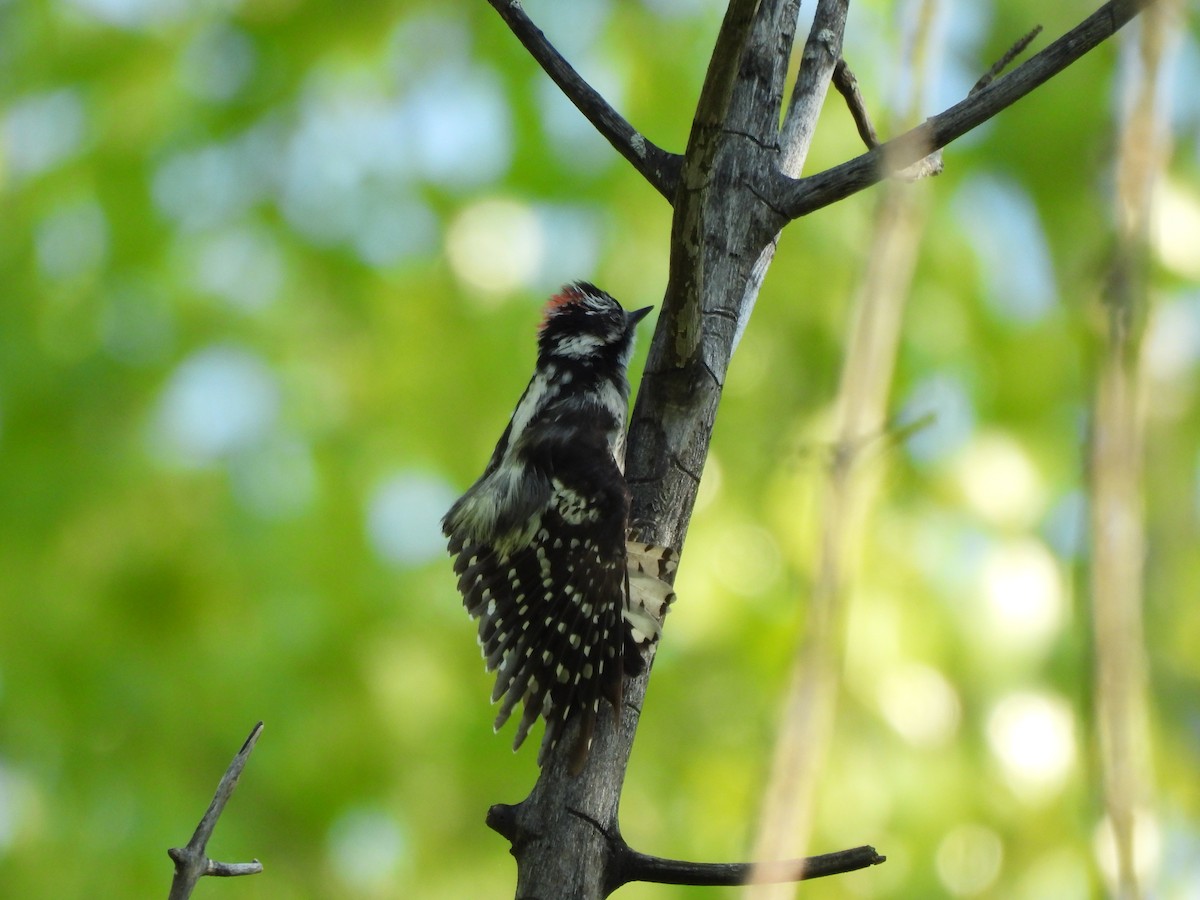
[537, 282, 652, 368]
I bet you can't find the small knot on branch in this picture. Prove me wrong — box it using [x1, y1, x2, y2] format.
[806, 28, 838, 58]
[486, 803, 521, 843]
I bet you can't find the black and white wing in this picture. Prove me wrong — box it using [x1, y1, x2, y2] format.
[445, 418, 631, 770]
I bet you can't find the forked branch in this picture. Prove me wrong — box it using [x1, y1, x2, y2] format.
[830, 20, 1042, 183]
[775, 0, 1160, 220]
[167, 723, 264, 900]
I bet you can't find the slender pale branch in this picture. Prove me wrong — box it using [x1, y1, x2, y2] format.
[167, 723, 264, 900]
[748, 3, 942, 883]
[484, 0, 682, 201]
[775, 0, 1161, 220]
[1090, 3, 1174, 893]
[780, 0, 849, 175]
[971, 25, 1044, 95]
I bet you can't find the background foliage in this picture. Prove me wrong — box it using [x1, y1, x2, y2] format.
[0, 0, 1197, 897]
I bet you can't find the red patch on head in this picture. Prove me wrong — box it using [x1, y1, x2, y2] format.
[540, 283, 586, 331]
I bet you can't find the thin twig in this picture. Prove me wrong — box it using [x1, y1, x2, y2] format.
[167, 723, 265, 900]
[831, 59, 943, 180]
[484, 0, 682, 202]
[775, 0, 1160, 220]
[830, 56, 940, 181]
[971, 25, 1044, 95]
[612, 843, 884, 888]
[836, 25, 1041, 179]
[831, 57, 945, 181]
[832, 59, 879, 148]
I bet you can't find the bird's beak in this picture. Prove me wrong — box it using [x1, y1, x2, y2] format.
[627, 306, 654, 327]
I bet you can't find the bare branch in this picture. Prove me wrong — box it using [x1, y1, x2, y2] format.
[832, 59, 878, 148]
[832, 58, 942, 181]
[775, 0, 1160, 221]
[491, 801, 884, 893]
[780, 0, 849, 176]
[484, 0, 682, 201]
[839, 26, 1044, 149]
[611, 843, 885, 889]
[167, 723, 264, 900]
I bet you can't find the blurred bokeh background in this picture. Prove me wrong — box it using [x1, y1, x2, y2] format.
[0, 0, 1197, 897]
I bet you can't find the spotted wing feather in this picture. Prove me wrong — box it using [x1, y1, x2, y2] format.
[624, 541, 679, 645]
[447, 432, 631, 770]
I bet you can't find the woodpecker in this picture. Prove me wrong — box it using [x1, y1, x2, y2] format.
[443, 282, 676, 771]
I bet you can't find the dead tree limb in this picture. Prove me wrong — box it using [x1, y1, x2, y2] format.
[167, 723, 264, 900]
[609, 842, 885, 889]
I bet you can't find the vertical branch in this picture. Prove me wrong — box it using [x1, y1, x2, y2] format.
[1091, 3, 1175, 896]
[747, 5, 942, 893]
[725, 0, 848, 356]
[780, 0, 850, 177]
[665, 0, 761, 367]
[733, 0, 803, 140]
